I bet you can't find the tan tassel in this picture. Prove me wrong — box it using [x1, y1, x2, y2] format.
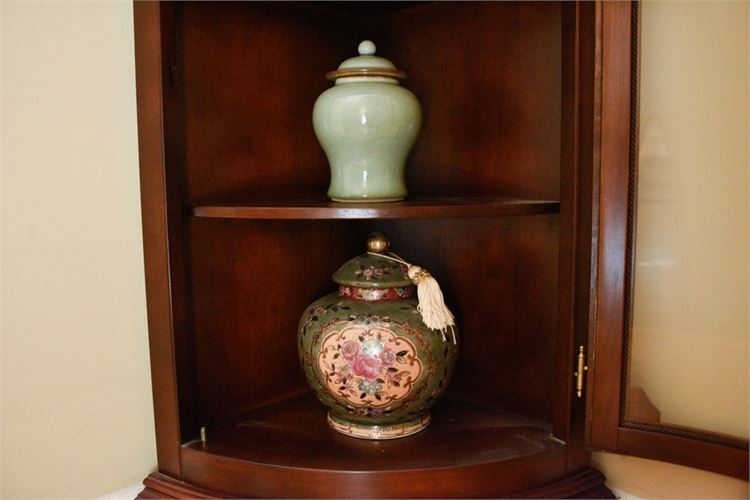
[368, 252, 457, 344]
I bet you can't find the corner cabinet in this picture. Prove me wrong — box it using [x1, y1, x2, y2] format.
[133, 2, 748, 498]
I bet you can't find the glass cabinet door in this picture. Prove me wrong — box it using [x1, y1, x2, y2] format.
[588, 0, 749, 479]
[625, 0, 748, 442]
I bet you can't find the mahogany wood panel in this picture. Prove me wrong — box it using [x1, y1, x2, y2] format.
[617, 427, 748, 479]
[133, 1, 183, 478]
[157, 2, 202, 444]
[139, 468, 612, 499]
[553, 1, 600, 474]
[192, 197, 560, 220]
[179, 2, 563, 204]
[305, 2, 429, 16]
[372, 2, 562, 200]
[521, 468, 613, 499]
[588, 0, 631, 452]
[375, 216, 559, 423]
[187, 393, 555, 471]
[180, 394, 566, 498]
[188, 219, 370, 422]
[553, 0, 578, 451]
[181, 449, 565, 499]
[188, 215, 558, 425]
[178, 2, 361, 204]
[138, 473, 230, 499]
[578, 1, 603, 468]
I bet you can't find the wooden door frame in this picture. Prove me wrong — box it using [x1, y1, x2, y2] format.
[587, 0, 749, 480]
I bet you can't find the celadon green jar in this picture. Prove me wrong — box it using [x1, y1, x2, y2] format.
[298, 234, 458, 440]
[313, 40, 422, 202]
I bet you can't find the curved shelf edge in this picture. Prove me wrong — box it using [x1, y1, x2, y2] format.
[140, 466, 613, 499]
[190, 198, 561, 220]
[137, 469, 616, 499]
[179, 445, 567, 498]
[172, 393, 572, 498]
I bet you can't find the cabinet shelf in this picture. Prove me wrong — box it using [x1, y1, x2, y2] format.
[181, 392, 565, 498]
[190, 197, 560, 220]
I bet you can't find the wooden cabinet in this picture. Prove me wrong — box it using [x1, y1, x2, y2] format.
[133, 2, 747, 498]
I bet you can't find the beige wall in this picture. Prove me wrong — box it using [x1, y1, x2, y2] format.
[0, 1, 746, 499]
[1, 1, 156, 498]
[593, 452, 750, 499]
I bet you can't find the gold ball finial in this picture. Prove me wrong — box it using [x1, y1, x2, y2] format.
[366, 232, 390, 253]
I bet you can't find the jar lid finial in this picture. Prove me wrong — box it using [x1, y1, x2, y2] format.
[358, 40, 376, 56]
[366, 232, 390, 254]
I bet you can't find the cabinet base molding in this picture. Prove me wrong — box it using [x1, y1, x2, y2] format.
[137, 473, 229, 499]
[522, 469, 615, 499]
[136, 469, 613, 499]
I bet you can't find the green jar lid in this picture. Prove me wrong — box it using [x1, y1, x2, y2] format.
[332, 253, 412, 288]
[332, 233, 412, 288]
[326, 40, 406, 82]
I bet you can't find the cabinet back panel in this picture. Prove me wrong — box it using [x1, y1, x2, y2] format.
[375, 216, 559, 422]
[188, 219, 369, 422]
[188, 217, 557, 425]
[179, 2, 361, 204]
[177, 2, 561, 203]
[374, 2, 562, 199]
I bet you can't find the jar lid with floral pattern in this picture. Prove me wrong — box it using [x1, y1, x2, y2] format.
[332, 253, 412, 289]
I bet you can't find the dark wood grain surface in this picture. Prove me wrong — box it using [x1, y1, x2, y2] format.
[133, 1, 184, 478]
[553, 1, 600, 474]
[179, 394, 566, 498]
[589, 0, 631, 454]
[187, 215, 559, 425]
[179, 2, 563, 203]
[138, 467, 612, 499]
[617, 427, 749, 480]
[188, 392, 555, 471]
[375, 217, 560, 423]
[179, 2, 360, 204]
[372, 2, 562, 200]
[192, 197, 560, 219]
[188, 218, 369, 422]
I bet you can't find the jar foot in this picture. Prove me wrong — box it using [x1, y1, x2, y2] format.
[329, 196, 406, 203]
[327, 411, 430, 440]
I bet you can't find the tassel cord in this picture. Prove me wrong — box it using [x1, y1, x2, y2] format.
[367, 251, 409, 267]
[367, 251, 457, 344]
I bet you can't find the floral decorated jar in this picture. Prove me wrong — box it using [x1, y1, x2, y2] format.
[313, 40, 422, 202]
[298, 234, 458, 440]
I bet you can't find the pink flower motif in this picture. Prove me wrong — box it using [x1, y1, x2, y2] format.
[341, 341, 359, 362]
[378, 348, 396, 366]
[355, 266, 386, 280]
[352, 354, 381, 381]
